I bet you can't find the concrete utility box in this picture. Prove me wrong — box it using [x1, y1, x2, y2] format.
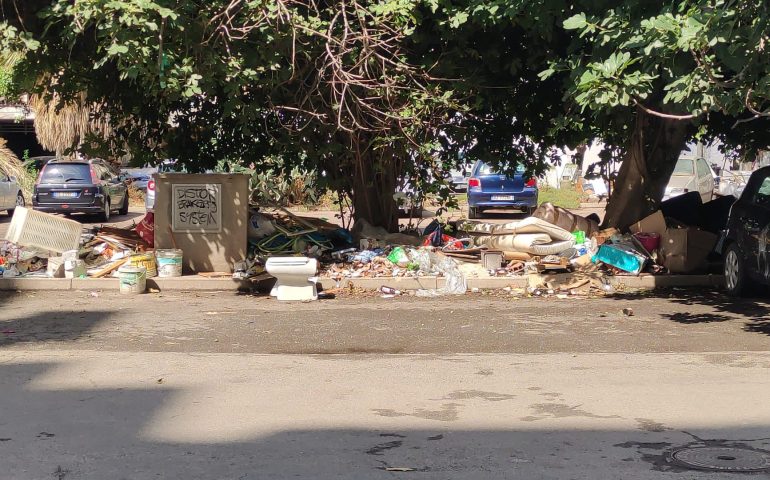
[153, 173, 248, 273]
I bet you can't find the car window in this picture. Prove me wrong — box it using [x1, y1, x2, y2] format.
[754, 177, 770, 206]
[673, 158, 694, 175]
[696, 159, 710, 177]
[477, 163, 526, 176]
[39, 164, 92, 184]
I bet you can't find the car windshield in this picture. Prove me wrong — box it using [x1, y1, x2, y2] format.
[478, 163, 526, 176]
[673, 159, 695, 175]
[39, 164, 92, 184]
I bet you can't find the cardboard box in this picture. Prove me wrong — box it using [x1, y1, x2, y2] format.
[629, 210, 667, 236]
[659, 227, 717, 273]
[630, 210, 717, 273]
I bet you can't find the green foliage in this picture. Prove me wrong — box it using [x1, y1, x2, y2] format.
[216, 158, 319, 207]
[5, 0, 770, 226]
[546, 0, 770, 141]
[0, 66, 14, 99]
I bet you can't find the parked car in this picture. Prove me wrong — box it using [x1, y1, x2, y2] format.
[145, 160, 183, 211]
[128, 172, 151, 191]
[720, 166, 770, 296]
[32, 158, 129, 221]
[663, 157, 714, 203]
[0, 172, 25, 216]
[467, 161, 538, 219]
[448, 169, 469, 193]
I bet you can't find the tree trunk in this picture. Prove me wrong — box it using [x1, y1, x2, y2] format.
[602, 109, 691, 229]
[350, 135, 399, 232]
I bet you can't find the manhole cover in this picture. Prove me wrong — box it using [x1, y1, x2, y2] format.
[671, 447, 770, 472]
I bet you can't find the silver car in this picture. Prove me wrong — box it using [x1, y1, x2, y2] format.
[0, 172, 24, 215]
[145, 160, 184, 211]
[663, 157, 714, 203]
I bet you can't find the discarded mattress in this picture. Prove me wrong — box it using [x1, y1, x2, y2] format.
[532, 203, 599, 235]
[461, 217, 575, 255]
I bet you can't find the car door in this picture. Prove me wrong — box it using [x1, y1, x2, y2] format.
[97, 166, 117, 204]
[0, 173, 12, 208]
[696, 158, 713, 202]
[733, 171, 770, 281]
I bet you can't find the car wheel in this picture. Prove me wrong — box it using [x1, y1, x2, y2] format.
[118, 193, 129, 216]
[6, 192, 24, 216]
[468, 207, 481, 219]
[98, 198, 111, 222]
[724, 243, 746, 297]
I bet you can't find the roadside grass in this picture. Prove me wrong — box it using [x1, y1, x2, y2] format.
[537, 186, 585, 208]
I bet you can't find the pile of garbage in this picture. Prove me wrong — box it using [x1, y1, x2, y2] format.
[247, 194, 729, 288]
[0, 189, 729, 289]
[0, 207, 172, 280]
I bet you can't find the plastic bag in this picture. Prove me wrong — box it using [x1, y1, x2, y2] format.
[387, 247, 410, 267]
[135, 212, 155, 247]
[248, 212, 277, 240]
[415, 254, 467, 296]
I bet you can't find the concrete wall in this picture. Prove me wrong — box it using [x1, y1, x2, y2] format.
[153, 173, 248, 273]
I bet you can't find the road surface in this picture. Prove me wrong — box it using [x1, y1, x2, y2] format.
[1, 289, 769, 479]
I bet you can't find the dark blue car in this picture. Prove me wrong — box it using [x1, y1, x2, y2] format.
[467, 161, 538, 219]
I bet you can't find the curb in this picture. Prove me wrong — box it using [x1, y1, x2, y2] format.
[0, 274, 724, 292]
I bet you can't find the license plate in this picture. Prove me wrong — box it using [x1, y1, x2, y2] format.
[53, 191, 78, 198]
[491, 195, 515, 201]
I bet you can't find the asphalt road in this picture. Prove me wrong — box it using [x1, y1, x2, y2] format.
[1, 289, 768, 354]
[2, 290, 770, 479]
[0, 205, 145, 239]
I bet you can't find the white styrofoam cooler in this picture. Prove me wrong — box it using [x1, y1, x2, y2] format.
[4, 207, 82, 253]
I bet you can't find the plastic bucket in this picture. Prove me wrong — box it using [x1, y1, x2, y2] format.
[634, 232, 661, 252]
[127, 252, 157, 278]
[155, 249, 183, 277]
[118, 265, 147, 294]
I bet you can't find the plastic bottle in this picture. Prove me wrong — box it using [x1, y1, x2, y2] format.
[379, 286, 402, 295]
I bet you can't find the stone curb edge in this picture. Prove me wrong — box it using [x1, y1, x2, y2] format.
[0, 274, 724, 292]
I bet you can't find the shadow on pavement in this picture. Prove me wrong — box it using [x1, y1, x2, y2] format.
[2, 359, 770, 479]
[608, 288, 770, 334]
[0, 310, 113, 346]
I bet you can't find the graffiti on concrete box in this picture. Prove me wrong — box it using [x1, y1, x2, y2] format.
[171, 184, 222, 233]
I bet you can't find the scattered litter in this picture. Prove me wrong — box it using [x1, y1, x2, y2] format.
[622, 308, 635, 316]
[379, 286, 402, 296]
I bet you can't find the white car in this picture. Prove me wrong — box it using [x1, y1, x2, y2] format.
[0, 172, 24, 216]
[663, 157, 714, 203]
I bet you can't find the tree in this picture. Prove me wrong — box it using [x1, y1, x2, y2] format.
[6, 0, 770, 232]
[1, 0, 458, 230]
[542, 1, 770, 227]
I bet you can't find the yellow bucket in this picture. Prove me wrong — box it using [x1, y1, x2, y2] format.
[127, 252, 157, 278]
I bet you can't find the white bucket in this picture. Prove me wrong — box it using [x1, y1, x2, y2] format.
[155, 249, 183, 277]
[118, 265, 147, 294]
